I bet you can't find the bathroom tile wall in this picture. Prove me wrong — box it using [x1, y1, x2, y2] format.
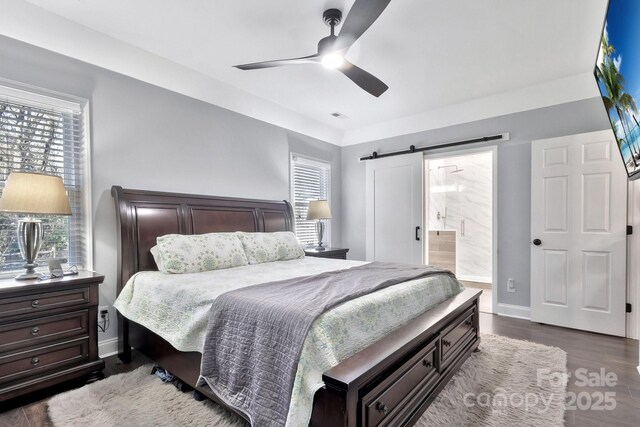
[427, 151, 492, 282]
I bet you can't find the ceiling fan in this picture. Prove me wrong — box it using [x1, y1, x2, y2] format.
[234, 0, 391, 97]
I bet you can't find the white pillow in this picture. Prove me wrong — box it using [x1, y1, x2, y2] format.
[151, 232, 248, 274]
[236, 231, 305, 264]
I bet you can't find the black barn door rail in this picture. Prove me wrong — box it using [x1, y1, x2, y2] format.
[359, 133, 509, 161]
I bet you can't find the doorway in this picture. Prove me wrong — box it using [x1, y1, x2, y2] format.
[425, 148, 496, 314]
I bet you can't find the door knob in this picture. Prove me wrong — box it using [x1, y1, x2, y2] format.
[533, 239, 542, 246]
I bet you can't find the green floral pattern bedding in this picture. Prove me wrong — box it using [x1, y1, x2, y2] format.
[153, 232, 248, 273]
[113, 257, 463, 427]
[236, 231, 305, 264]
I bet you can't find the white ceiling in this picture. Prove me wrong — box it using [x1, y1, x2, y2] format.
[6, 0, 607, 145]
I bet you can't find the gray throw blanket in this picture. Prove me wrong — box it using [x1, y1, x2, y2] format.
[199, 262, 453, 427]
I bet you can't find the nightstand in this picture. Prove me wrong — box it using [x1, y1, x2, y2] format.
[0, 271, 105, 402]
[304, 247, 349, 260]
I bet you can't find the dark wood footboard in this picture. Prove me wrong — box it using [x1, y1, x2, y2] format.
[313, 288, 480, 426]
[111, 186, 481, 426]
[123, 288, 480, 426]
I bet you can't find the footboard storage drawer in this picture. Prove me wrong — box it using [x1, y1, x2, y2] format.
[440, 306, 476, 370]
[362, 339, 438, 426]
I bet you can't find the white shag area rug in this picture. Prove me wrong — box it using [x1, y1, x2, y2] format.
[48, 334, 567, 427]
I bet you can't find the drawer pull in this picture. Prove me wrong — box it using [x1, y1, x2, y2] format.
[442, 339, 451, 347]
[31, 326, 40, 336]
[465, 319, 473, 326]
[31, 299, 40, 308]
[31, 357, 40, 366]
[422, 359, 432, 368]
[377, 402, 389, 415]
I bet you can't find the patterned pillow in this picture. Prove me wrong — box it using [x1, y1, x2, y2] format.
[236, 231, 305, 264]
[152, 233, 248, 274]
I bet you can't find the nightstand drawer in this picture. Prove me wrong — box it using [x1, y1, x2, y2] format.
[0, 287, 91, 318]
[316, 252, 347, 260]
[0, 310, 89, 353]
[0, 338, 89, 384]
[304, 247, 349, 259]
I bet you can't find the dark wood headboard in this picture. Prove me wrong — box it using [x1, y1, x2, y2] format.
[111, 186, 294, 296]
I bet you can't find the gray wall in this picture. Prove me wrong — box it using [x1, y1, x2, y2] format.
[0, 36, 342, 343]
[341, 98, 612, 307]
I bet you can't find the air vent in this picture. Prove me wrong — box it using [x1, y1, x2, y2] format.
[331, 112, 348, 119]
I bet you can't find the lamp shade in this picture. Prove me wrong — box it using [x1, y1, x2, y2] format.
[306, 200, 332, 220]
[0, 172, 71, 215]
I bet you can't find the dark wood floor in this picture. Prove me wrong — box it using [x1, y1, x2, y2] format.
[1, 313, 638, 426]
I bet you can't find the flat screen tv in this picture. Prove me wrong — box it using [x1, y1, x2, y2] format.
[595, 0, 640, 180]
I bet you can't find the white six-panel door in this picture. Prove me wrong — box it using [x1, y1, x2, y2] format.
[366, 153, 424, 264]
[531, 130, 627, 336]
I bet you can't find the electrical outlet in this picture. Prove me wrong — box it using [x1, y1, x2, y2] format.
[507, 278, 516, 293]
[98, 306, 110, 333]
[99, 306, 109, 318]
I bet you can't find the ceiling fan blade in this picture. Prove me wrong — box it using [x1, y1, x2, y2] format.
[338, 60, 388, 97]
[234, 54, 319, 70]
[334, 0, 392, 52]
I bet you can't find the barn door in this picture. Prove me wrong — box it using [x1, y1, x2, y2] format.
[366, 153, 423, 264]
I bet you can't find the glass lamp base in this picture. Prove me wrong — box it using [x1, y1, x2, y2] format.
[315, 221, 326, 251]
[15, 271, 41, 280]
[16, 219, 43, 281]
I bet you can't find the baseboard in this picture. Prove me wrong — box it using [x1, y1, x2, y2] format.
[496, 303, 531, 320]
[98, 337, 119, 358]
[456, 274, 492, 284]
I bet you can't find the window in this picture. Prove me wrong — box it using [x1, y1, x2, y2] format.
[290, 154, 331, 246]
[0, 83, 90, 274]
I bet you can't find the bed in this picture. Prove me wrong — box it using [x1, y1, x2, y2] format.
[111, 186, 481, 426]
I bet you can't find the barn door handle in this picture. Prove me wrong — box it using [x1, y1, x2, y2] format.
[415, 226, 421, 241]
[533, 239, 542, 246]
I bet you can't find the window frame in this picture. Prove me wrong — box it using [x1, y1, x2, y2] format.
[0, 78, 93, 277]
[290, 153, 332, 248]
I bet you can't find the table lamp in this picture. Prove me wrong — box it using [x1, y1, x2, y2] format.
[0, 172, 71, 280]
[306, 200, 332, 251]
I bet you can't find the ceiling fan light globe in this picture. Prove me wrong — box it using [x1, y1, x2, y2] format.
[321, 53, 344, 69]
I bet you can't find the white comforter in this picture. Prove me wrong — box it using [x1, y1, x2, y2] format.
[114, 257, 463, 426]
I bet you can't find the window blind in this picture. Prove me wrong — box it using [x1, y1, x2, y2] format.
[0, 89, 87, 274]
[291, 156, 331, 246]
